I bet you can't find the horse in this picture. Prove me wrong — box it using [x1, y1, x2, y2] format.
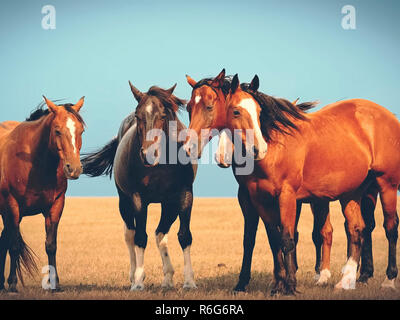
[183, 69, 334, 293]
[0, 96, 86, 292]
[218, 73, 399, 294]
[81, 82, 197, 290]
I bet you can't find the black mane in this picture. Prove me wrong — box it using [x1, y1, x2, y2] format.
[193, 76, 233, 96]
[26, 101, 85, 126]
[242, 89, 317, 142]
[146, 86, 186, 112]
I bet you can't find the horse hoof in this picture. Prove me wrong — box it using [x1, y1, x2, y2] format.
[130, 284, 145, 291]
[381, 277, 396, 290]
[316, 269, 331, 286]
[51, 286, 64, 293]
[233, 287, 247, 295]
[161, 280, 175, 289]
[233, 281, 248, 293]
[7, 287, 18, 294]
[284, 286, 297, 296]
[357, 273, 372, 284]
[270, 281, 285, 297]
[183, 282, 197, 290]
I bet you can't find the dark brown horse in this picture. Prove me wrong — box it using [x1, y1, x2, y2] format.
[0, 96, 85, 292]
[222, 74, 399, 294]
[184, 70, 334, 293]
[82, 82, 197, 290]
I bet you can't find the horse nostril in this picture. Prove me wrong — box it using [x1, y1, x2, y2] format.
[252, 146, 259, 157]
[65, 163, 73, 173]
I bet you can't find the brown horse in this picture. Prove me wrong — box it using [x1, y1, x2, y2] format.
[220, 74, 399, 294]
[0, 96, 85, 292]
[184, 70, 334, 292]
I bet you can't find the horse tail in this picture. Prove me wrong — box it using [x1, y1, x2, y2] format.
[81, 137, 119, 178]
[1, 227, 39, 286]
[16, 230, 38, 285]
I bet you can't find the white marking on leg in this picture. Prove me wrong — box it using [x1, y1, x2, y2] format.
[381, 276, 397, 290]
[182, 246, 197, 289]
[335, 257, 357, 290]
[238, 98, 268, 159]
[194, 95, 201, 104]
[316, 268, 331, 285]
[66, 117, 77, 154]
[131, 245, 145, 291]
[124, 225, 136, 284]
[156, 232, 175, 288]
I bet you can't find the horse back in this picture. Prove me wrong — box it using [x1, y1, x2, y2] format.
[0, 121, 20, 141]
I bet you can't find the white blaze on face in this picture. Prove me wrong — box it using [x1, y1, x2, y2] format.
[215, 129, 233, 166]
[145, 103, 153, 114]
[194, 95, 201, 104]
[66, 117, 77, 154]
[238, 98, 268, 159]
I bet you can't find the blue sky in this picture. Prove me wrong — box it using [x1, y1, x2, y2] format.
[1, 0, 399, 197]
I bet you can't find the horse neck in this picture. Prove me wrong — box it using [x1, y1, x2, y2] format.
[24, 115, 60, 169]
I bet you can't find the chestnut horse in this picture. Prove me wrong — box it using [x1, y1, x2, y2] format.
[184, 69, 334, 292]
[0, 97, 85, 292]
[220, 74, 399, 294]
[82, 83, 197, 290]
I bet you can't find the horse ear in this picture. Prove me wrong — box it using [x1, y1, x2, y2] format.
[211, 68, 226, 88]
[292, 98, 299, 105]
[166, 83, 177, 95]
[249, 75, 259, 92]
[128, 81, 144, 102]
[230, 74, 240, 94]
[43, 96, 59, 113]
[186, 75, 197, 88]
[72, 96, 85, 112]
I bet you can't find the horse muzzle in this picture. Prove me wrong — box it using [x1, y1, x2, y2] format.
[64, 163, 83, 180]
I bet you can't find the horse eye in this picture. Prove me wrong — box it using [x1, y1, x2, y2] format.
[206, 105, 213, 111]
[55, 130, 61, 136]
[233, 110, 240, 116]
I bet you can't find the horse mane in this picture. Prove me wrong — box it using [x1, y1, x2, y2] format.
[25, 101, 86, 126]
[146, 86, 186, 113]
[242, 88, 318, 142]
[193, 76, 233, 96]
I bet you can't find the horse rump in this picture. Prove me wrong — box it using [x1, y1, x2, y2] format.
[81, 137, 118, 178]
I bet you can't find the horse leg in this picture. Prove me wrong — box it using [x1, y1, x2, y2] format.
[311, 200, 332, 285]
[176, 189, 196, 289]
[234, 186, 259, 292]
[0, 218, 9, 291]
[132, 192, 148, 291]
[335, 197, 365, 290]
[358, 186, 378, 284]
[43, 195, 65, 292]
[266, 222, 287, 296]
[376, 179, 398, 289]
[155, 201, 179, 289]
[294, 201, 301, 271]
[117, 187, 136, 286]
[278, 187, 298, 295]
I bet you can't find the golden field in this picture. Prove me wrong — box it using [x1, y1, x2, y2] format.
[1, 197, 399, 300]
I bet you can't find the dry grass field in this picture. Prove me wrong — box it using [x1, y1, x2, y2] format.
[1, 197, 399, 300]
